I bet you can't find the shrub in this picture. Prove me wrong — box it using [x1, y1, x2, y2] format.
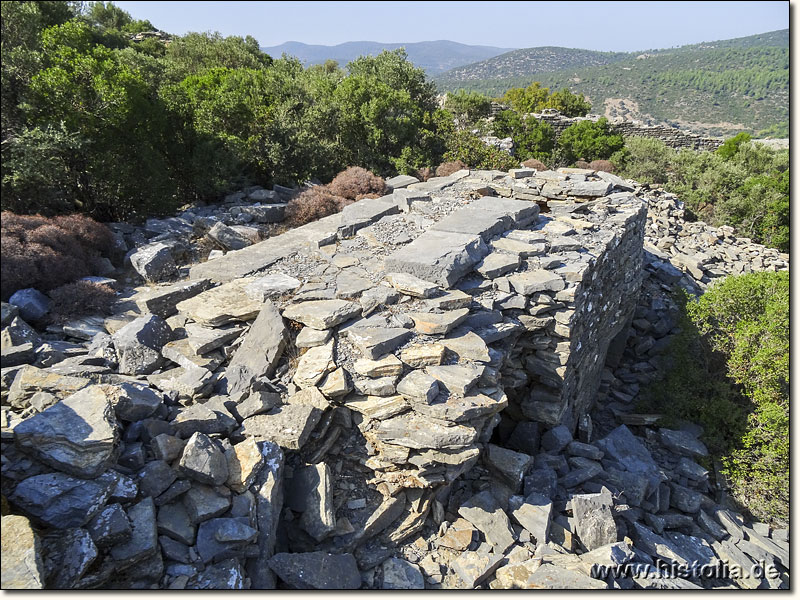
[522, 158, 548, 170]
[327, 166, 387, 201]
[0, 211, 114, 300]
[416, 167, 433, 182]
[557, 117, 624, 164]
[574, 160, 590, 169]
[717, 132, 752, 160]
[588, 159, 615, 173]
[435, 160, 468, 177]
[444, 90, 492, 127]
[48, 280, 116, 322]
[284, 186, 351, 227]
[639, 272, 788, 525]
[613, 137, 673, 184]
[442, 130, 518, 171]
[492, 110, 555, 163]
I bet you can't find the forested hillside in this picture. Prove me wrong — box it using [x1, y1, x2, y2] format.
[436, 30, 789, 137]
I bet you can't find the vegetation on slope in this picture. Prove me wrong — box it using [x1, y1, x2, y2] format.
[436, 31, 789, 137]
[638, 272, 789, 526]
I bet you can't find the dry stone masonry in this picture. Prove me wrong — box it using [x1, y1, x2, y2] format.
[527, 109, 723, 151]
[0, 165, 789, 590]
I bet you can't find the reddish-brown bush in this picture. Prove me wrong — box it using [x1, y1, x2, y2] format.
[285, 187, 352, 227]
[1, 212, 114, 300]
[327, 167, 387, 201]
[48, 281, 116, 322]
[574, 160, 590, 169]
[521, 158, 548, 171]
[588, 160, 616, 173]
[416, 167, 433, 182]
[435, 160, 468, 177]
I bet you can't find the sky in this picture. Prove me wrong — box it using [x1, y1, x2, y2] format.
[114, 1, 789, 51]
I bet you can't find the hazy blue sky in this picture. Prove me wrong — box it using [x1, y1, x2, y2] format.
[115, 1, 788, 51]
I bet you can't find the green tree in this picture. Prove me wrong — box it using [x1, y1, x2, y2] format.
[612, 136, 674, 184]
[542, 87, 591, 117]
[444, 90, 492, 128]
[500, 81, 550, 113]
[493, 110, 554, 162]
[717, 131, 752, 160]
[557, 117, 624, 163]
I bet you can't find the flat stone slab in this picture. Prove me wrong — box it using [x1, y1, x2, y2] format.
[508, 270, 565, 294]
[282, 300, 361, 330]
[344, 327, 412, 360]
[458, 491, 516, 553]
[407, 308, 469, 335]
[338, 195, 399, 238]
[385, 272, 440, 298]
[384, 230, 488, 288]
[134, 279, 212, 318]
[177, 280, 263, 326]
[412, 392, 507, 423]
[238, 404, 322, 450]
[470, 196, 540, 225]
[373, 412, 479, 449]
[268, 552, 361, 589]
[386, 174, 420, 189]
[475, 252, 521, 278]
[431, 206, 512, 240]
[526, 564, 607, 589]
[14, 385, 119, 478]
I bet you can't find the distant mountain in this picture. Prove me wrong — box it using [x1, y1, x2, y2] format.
[437, 47, 629, 81]
[435, 29, 788, 137]
[260, 40, 515, 75]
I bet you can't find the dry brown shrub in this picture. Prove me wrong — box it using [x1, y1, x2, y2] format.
[1, 211, 114, 300]
[574, 160, 591, 169]
[416, 167, 433, 182]
[327, 167, 387, 201]
[435, 160, 468, 177]
[354, 193, 381, 201]
[521, 158, 548, 170]
[48, 281, 116, 322]
[285, 187, 351, 227]
[588, 159, 616, 173]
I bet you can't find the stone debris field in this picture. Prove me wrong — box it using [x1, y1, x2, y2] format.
[0, 166, 789, 590]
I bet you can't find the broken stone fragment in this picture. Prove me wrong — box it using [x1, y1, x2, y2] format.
[353, 353, 404, 377]
[225, 438, 265, 493]
[396, 370, 439, 403]
[458, 491, 516, 553]
[224, 300, 287, 397]
[348, 326, 413, 360]
[237, 404, 322, 450]
[385, 272, 440, 298]
[268, 552, 362, 589]
[176, 279, 263, 327]
[381, 557, 424, 589]
[508, 271, 565, 295]
[1, 515, 45, 589]
[407, 308, 469, 335]
[112, 314, 172, 375]
[178, 432, 229, 486]
[282, 299, 361, 330]
[293, 339, 336, 388]
[399, 343, 446, 368]
[509, 492, 552, 545]
[425, 363, 485, 396]
[13, 385, 119, 478]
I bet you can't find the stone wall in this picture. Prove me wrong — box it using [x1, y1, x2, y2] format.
[527, 110, 723, 151]
[1, 165, 790, 590]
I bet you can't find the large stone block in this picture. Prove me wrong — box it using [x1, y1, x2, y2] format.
[384, 230, 488, 288]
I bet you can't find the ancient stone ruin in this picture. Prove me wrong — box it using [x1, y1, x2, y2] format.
[1, 167, 789, 589]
